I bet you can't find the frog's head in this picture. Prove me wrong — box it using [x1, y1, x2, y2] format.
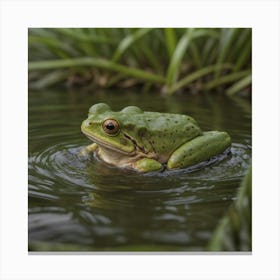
[81, 103, 143, 155]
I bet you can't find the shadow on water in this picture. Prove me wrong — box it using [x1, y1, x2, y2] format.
[28, 89, 251, 251]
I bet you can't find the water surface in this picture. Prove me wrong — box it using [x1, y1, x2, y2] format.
[28, 89, 251, 251]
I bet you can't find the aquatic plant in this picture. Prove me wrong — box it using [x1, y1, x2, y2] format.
[28, 28, 251, 95]
[208, 167, 252, 251]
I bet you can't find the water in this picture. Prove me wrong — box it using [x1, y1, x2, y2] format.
[28, 89, 251, 252]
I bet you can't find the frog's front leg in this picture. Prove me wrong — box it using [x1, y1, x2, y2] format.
[79, 143, 98, 157]
[134, 158, 163, 172]
[167, 131, 231, 170]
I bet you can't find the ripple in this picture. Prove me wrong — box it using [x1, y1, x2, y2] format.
[29, 141, 251, 197]
[29, 143, 93, 193]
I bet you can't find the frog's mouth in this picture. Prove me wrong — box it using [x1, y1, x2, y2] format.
[82, 131, 136, 156]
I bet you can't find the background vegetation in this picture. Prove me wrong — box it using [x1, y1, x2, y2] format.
[28, 28, 251, 95]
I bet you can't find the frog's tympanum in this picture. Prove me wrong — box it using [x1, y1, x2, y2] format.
[81, 103, 231, 172]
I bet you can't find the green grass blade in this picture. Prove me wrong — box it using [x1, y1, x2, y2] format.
[166, 29, 193, 86]
[214, 28, 240, 79]
[189, 41, 202, 69]
[201, 37, 217, 65]
[226, 74, 252, 95]
[193, 28, 220, 39]
[112, 28, 152, 62]
[29, 70, 71, 89]
[208, 167, 251, 251]
[140, 44, 162, 74]
[28, 35, 77, 58]
[227, 29, 251, 63]
[164, 28, 177, 58]
[204, 70, 250, 90]
[56, 28, 117, 44]
[168, 64, 232, 94]
[29, 57, 166, 84]
[233, 38, 252, 72]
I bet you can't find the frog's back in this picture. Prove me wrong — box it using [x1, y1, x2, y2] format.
[143, 111, 198, 130]
[121, 111, 202, 156]
[146, 111, 201, 138]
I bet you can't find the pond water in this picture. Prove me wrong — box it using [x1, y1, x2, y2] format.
[28, 89, 251, 252]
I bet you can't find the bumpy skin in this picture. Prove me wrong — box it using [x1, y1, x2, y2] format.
[81, 103, 231, 172]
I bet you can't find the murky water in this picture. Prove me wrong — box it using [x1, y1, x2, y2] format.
[28, 89, 251, 251]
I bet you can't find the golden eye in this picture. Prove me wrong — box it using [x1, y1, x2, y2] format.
[102, 119, 120, 135]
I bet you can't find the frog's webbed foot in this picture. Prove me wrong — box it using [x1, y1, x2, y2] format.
[134, 158, 162, 172]
[167, 131, 231, 169]
[78, 143, 98, 157]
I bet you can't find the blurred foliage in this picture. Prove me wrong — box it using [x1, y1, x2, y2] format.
[28, 241, 186, 252]
[208, 167, 252, 251]
[28, 28, 251, 95]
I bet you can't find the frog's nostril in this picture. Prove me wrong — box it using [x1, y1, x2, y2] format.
[83, 120, 93, 127]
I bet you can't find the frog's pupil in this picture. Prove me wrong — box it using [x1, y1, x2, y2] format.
[106, 123, 115, 130]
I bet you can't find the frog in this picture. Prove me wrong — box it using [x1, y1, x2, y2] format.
[81, 103, 231, 172]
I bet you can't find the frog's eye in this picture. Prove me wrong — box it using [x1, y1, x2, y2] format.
[102, 119, 120, 135]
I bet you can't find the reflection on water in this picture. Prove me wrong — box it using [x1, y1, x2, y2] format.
[28, 89, 251, 251]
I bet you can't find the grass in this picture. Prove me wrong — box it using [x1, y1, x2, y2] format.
[208, 167, 252, 251]
[28, 28, 251, 95]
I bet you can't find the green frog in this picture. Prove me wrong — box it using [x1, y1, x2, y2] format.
[81, 103, 231, 172]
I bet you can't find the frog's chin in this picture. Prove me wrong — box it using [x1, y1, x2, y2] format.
[82, 132, 135, 156]
[97, 146, 140, 168]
